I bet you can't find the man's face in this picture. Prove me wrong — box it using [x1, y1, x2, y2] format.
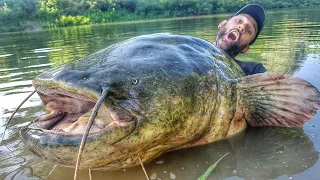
[215, 14, 258, 57]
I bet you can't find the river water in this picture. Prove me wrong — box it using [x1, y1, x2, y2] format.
[0, 7, 320, 180]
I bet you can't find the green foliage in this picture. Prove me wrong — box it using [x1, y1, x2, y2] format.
[214, 0, 248, 13]
[86, 9, 141, 23]
[0, 0, 320, 32]
[40, 0, 58, 13]
[0, 2, 11, 16]
[136, 0, 164, 17]
[59, 15, 91, 26]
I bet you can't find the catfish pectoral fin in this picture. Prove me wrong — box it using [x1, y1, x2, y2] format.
[236, 72, 320, 127]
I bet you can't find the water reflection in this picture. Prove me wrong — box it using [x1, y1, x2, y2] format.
[2, 127, 317, 180]
[0, 7, 320, 180]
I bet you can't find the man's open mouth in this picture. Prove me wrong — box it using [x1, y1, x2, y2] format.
[226, 30, 240, 42]
[30, 86, 137, 134]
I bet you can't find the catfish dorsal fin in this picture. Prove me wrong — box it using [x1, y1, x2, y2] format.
[236, 73, 320, 127]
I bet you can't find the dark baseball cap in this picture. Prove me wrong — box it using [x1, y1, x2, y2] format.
[232, 4, 266, 45]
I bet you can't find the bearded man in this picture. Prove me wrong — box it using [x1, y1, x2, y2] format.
[214, 4, 267, 75]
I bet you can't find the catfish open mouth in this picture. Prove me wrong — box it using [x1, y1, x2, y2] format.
[30, 86, 137, 135]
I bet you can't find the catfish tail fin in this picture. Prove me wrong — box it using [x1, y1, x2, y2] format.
[236, 73, 320, 127]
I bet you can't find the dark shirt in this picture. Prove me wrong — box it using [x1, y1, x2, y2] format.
[234, 59, 267, 76]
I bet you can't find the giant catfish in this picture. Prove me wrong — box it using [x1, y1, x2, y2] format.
[18, 34, 320, 171]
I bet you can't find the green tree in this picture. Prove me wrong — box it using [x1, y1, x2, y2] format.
[119, 0, 138, 12]
[136, 0, 164, 17]
[40, 0, 58, 13]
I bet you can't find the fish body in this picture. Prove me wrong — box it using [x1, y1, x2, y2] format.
[20, 34, 320, 170]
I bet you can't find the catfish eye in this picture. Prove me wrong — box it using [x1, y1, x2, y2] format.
[131, 78, 139, 85]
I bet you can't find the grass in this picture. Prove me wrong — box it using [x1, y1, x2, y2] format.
[198, 152, 230, 180]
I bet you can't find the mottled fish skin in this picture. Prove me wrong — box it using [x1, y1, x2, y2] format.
[20, 33, 319, 170]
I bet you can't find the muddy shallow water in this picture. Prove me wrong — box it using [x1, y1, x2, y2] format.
[1, 7, 320, 180]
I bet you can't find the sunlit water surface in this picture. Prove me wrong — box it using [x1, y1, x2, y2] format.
[0, 8, 320, 180]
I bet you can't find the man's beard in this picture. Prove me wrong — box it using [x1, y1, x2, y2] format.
[215, 27, 247, 58]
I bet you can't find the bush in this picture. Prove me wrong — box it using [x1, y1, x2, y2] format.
[58, 15, 91, 27]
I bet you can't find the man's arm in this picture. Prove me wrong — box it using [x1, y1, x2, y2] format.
[251, 63, 267, 74]
[234, 59, 267, 76]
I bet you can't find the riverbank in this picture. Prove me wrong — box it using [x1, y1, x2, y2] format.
[1, 0, 319, 33]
